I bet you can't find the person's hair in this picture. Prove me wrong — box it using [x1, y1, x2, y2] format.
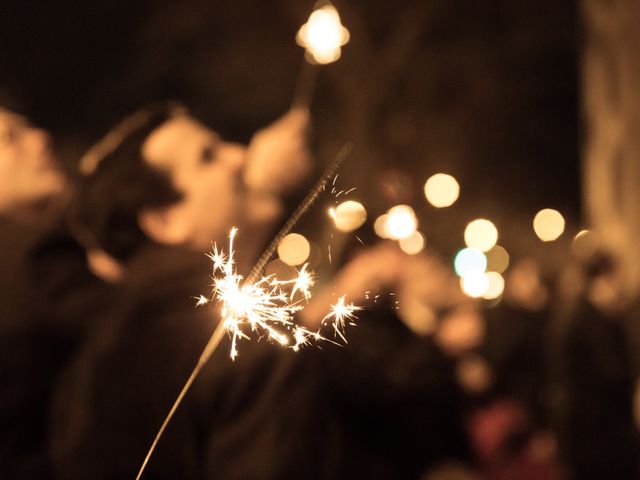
[72, 102, 185, 262]
[0, 87, 26, 116]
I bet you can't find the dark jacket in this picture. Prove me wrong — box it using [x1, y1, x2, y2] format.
[50, 244, 340, 480]
[0, 217, 109, 480]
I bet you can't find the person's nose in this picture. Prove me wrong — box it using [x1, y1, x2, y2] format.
[219, 142, 246, 172]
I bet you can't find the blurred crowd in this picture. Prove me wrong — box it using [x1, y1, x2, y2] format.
[1, 84, 639, 480]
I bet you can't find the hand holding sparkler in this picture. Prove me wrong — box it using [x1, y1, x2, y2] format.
[243, 108, 312, 196]
[135, 145, 356, 480]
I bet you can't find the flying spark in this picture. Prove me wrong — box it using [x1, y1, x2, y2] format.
[321, 295, 360, 343]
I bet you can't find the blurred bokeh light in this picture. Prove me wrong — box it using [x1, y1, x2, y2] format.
[277, 233, 311, 266]
[373, 214, 390, 239]
[485, 245, 510, 274]
[464, 219, 498, 252]
[330, 200, 367, 232]
[460, 272, 490, 298]
[454, 248, 487, 277]
[385, 204, 418, 240]
[482, 271, 505, 300]
[424, 173, 460, 208]
[533, 208, 565, 242]
[399, 231, 425, 255]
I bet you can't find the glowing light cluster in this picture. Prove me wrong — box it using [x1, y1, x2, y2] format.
[454, 247, 504, 300]
[424, 173, 460, 208]
[201, 228, 359, 360]
[533, 208, 565, 242]
[464, 218, 498, 252]
[385, 204, 418, 239]
[329, 200, 367, 232]
[296, 4, 350, 64]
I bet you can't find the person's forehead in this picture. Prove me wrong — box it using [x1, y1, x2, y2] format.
[142, 114, 217, 165]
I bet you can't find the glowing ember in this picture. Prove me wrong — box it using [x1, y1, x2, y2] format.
[201, 228, 358, 359]
[296, 3, 350, 64]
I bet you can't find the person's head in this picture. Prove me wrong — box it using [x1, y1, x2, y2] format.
[0, 107, 66, 214]
[76, 103, 251, 262]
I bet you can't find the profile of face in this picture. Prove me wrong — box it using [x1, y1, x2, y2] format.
[0, 109, 65, 212]
[140, 114, 249, 249]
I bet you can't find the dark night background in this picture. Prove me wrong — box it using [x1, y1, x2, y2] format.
[0, 0, 579, 264]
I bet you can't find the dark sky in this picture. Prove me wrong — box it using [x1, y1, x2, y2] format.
[0, 0, 579, 259]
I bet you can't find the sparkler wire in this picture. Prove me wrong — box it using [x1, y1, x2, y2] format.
[135, 143, 352, 479]
[247, 142, 353, 284]
[135, 321, 225, 480]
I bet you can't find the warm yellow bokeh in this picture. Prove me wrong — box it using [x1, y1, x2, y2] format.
[399, 231, 425, 255]
[460, 272, 490, 298]
[330, 200, 367, 232]
[373, 214, 390, 239]
[386, 204, 418, 240]
[464, 218, 498, 252]
[424, 173, 460, 208]
[277, 233, 311, 266]
[482, 271, 505, 300]
[533, 208, 565, 242]
[296, 5, 350, 64]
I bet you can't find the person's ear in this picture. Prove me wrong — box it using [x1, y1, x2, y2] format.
[138, 204, 190, 245]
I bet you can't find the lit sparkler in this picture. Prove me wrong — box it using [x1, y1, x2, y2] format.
[199, 227, 349, 359]
[293, 1, 350, 108]
[296, 1, 350, 65]
[136, 144, 356, 480]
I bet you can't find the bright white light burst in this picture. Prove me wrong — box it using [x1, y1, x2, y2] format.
[296, 4, 350, 64]
[199, 228, 358, 359]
